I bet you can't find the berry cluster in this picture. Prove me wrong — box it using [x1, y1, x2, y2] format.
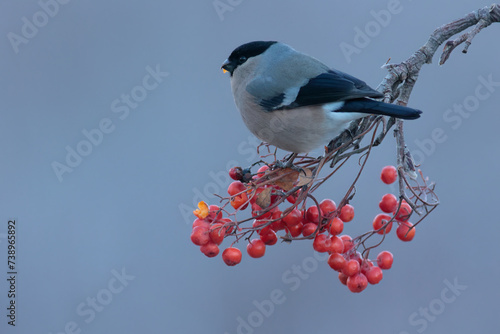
[190, 164, 418, 293]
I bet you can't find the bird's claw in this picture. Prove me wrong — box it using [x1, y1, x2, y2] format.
[274, 153, 304, 174]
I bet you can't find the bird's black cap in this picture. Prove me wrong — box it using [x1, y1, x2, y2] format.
[222, 41, 277, 75]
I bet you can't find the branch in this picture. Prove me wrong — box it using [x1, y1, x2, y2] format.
[377, 3, 500, 106]
[440, 4, 500, 65]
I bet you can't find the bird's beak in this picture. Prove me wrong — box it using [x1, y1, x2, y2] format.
[221, 59, 233, 74]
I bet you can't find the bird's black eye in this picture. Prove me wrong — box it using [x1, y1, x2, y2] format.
[238, 56, 247, 64]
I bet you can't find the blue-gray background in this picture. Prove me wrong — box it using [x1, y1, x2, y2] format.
[1, 1, 499, 333]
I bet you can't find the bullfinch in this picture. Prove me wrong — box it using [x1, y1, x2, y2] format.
[221, 41, 421, 153]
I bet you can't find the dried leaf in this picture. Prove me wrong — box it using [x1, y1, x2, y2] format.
[193, 201, 209, 219]
[256, 187, 272, 209]
[273, 168, 300, 191]
[296, 168, 314, 187]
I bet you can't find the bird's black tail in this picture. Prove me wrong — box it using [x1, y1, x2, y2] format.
[340, 98, 422, 120]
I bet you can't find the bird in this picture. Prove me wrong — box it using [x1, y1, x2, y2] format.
[221, 41, 421, 154]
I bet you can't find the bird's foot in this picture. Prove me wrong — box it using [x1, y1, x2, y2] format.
[274, 153, 307, 175]
[275, 153, 298, 169]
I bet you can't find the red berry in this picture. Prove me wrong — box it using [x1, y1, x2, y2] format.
[313, 234, 331, 253]
[329, 236, 344, 254]
[376, 251, 393, 270]
[366, 266, 383, 284]
[260, 229, 278, 245]
[342, 259, 360, 277]
[328, 253, 346, 271]
[283, 208, 303, 227]
[222, 247, 242, 266]
[287, 222, 303, 237]
[287, 192, 299, 204]
[347, 273, 368, 293]
[190, 226, 210, 246]
[200, 242, 219, 258]
[338, 272, 349, 285]
[381, 165, 398, 184]
[270, 210, 286, 231]
[379, 194, 398, 213]
[219, 218, 234, 234]
[348, 251, 363, 265]
[227, 181, 246, 196]
[328, 217, 344, 235]
[396, 221, 415, 241]
[192, 218, 210, 229]
[255, 165, 269, 178]
[319, 199, 337, 217]
[270, 219, 286, 231]
[329, 217, 344, 235]
[302, 223, 317, 237]
[372, 214, 393, 235]
[207, 205, 223, 222]
[229, 167, 243, 181]
[306, 206, 322, 224]
[394, 202, 412, 222]
[247, 239, 266, 258]
[339, 204, 354, 222]
[340, 235, 354, 253]
[360, 259, 374, 275]
[209, 223, 225, 245]
[252, 219, 270, 235]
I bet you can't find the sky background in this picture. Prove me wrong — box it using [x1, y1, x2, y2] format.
[1, 0, 499, 333]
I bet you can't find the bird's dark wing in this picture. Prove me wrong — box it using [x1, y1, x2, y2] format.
[281, 70, 383, 109]
[259, 93, 286, 111]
